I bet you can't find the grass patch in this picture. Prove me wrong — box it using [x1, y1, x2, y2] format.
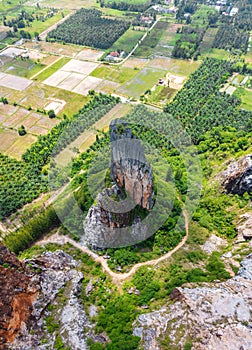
[109, 27, 145, 54]
[148, 85, 177, 105]
[25, 12, 68, 35]
[33, 57, 71, 82]
[134, 21, 169, 58]
[200, 48, 231, 60]
[234, 87, 252, 111]
[0, 58, 45, 78]
[119, 67, 166, 98]
[90, 64, 138, 84]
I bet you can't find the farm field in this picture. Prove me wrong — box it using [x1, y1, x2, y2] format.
[108, 27, 145, 55]
[0, 104, 61, 158]
[55, 103, 132, 165]
[118, 67, 167, 98]
[134, 21, 170, 58]
[153, 23, 183, 57]
[32, 0, 97, 9]
[147, 57, 200, 77]
[234, 87, 252, 111]
[0, 57, 45, 78]
[200, 28, 218, 55]
[90, 65, 139, 84]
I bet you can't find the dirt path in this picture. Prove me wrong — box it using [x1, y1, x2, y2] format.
[39, 12, 74, 41]
[30, 56, 62, 80]
[37, 209, 189, 288]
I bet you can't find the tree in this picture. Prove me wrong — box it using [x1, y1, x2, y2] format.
[48, 109, 56, 118]
[18, 125, 27, 136]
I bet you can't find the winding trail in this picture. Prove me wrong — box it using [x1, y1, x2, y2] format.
[37, 209, 189, 288]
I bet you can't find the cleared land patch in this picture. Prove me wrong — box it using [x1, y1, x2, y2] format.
[43, 59, 100, 95]
[0, 73, 32, 91]
[148, 58, 200, 76]
[118, 67, 166, 98]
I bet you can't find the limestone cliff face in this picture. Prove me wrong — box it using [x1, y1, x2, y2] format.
[110, 120, 154, 210]
[133, 254, 252, 350]
[0, 242, 37, 350]
[221, 154, 252, 195]
[84, 120, 155, 249]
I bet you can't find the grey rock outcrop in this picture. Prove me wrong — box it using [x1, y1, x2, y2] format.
[84, 120, 155, 249]
[133, 254, 252, 350]
[10, 251, 90, 350]
[238, 213, 252, 240]
[221, 154, 252, 195]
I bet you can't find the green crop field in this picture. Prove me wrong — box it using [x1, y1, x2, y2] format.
[0, 58, 45, 79]
[119, 67, 166, 97]
[234, 87, 252, 111]
[134, 21, 170, 58]
[91, 65, 138, 84]
[33, 57, 71, 82]
[108, 28, 145, 54]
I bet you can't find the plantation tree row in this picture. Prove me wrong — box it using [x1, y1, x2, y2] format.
[164, 58, 252, 142]
[0, 94, 119, 218]
[47, 9, 130, 49]
[213, 25, 249, 53]
[101, 0, 153, 12]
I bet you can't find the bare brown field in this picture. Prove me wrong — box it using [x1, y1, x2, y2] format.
[2, 108, 30, 128]
[41, 55, 60, 66]
[0, 114, 8, 123]
[75, 49, 104, 61]
[36, 116, 60, 129]
[44, 70, 71, 87]
[29, 125, 48, 136]
[6, 134, 37, 159]
[24, 41, 84, 57]
[0, 130, 19, 152]
[0, 74, 33, 91]
[122, 58, 148, 69]
[61, 59, 99, 75]
[58, 73, 84, 90]
[20, 113, 41, 129]
[0, 104, 18, 115]
[96, 80, 120, 94]
[73, 76, 102, 95]
[148, 57, 175, 70]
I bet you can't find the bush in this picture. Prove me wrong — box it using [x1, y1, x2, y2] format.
[18, 125, 26, 136]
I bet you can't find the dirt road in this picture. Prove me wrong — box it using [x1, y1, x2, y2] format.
[38, 209, 189, 288]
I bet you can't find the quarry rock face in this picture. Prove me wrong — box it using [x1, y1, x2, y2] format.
[0, 242, 37, 350]
[221, 154, 252, 195]
[84, 120, 155, 248]
[133, 254, 252, 350]
[0, 247, 91, 350]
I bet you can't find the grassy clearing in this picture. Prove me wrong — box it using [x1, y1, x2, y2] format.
[134, 21, 170, 58]
[90, 64, 138, 84]
[33, 57, 71, 82]
[0, 58, 45, 78]
[245, 50, 252, 63]
[109, 27, 145, 54]
[41, 0, 97, 10]
[148, 58, 200, 77]
[200, 27, 218, 54]
[200, 48, 231, 60]
[26, 12, 68, 35]
[119, 67, 166, 98]
[191, 5, 217, 28]
[147, 85, 177, 105]
[234, 87, 252, 111]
